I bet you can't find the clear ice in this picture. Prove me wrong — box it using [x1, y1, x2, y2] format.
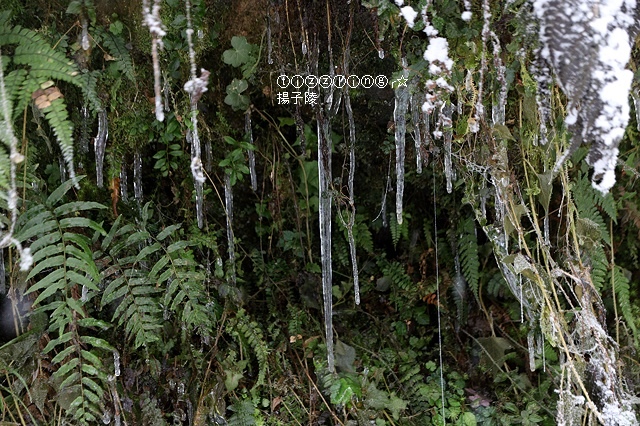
[245, 110, 258, 191]
[133, 150, 143, 205]
[224, 173, 236, 286]
[95, 110, 108, 188]
[394, 58, 410, 225]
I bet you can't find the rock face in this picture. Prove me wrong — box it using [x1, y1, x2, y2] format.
[535, 0, 639, 193]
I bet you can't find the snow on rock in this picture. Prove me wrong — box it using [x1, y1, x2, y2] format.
[535, 0, 638, 193]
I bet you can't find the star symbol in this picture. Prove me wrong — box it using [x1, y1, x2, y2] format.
[393, 75, 408, 88]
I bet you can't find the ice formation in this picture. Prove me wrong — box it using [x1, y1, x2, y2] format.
[535, 0, 638, 193]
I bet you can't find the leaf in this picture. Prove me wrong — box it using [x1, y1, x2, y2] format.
[222, 36, 252, 67]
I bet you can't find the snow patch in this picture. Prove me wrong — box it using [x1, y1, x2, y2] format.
[400, 6, 418, 28]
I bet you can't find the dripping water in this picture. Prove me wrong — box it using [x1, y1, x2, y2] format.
[394, 58, 410, 225]
[133, 150, 143, 205]
[224, 173, 236, 286]
[411, 92, 423, 174]
[95, 110, 108, 188]
[245, 110, 258, 191]
[120, 161, 128, 202]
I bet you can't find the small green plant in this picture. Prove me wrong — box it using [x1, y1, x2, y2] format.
[219, 136, 252, 186]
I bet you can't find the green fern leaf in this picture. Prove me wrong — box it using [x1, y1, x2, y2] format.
[458, 217, 480, 303]
[611, 266, 638, 343]
[100, 30, 136, 82]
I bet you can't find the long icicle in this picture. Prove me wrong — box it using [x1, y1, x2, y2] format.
[433, 162, 446, 424]
[224, 173, 236, 286]
[95, 109, 108, 188]
[411, 92, 423, 174]
[343, 46, 359, 305]
[183, 0, 209, 228]
[133, 150, 143, 206]
[245, 109, 257, 191]
[394, 58, 410, 225]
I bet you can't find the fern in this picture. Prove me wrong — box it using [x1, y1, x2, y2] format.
[378, 259, 416, 302]
[458, 216, 480, 303]
[99, 29, 136, 82]
[16, 177, 113, 425]
[227, 399, 258, 426]
[389, 212, 410, 248]
[227, 308, 269, 390]
[573, 174, 612, 245]
[610, 265, 638, 344]
[97, 215, 163, 349]
[0, 13, 102, 188]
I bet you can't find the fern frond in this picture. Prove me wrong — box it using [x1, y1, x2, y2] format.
[40, 96, 77, 185]
[227, 399, 258, 426]
[458, 217, 480, 303]
[100, 30, 135, 82]
[227, 308, 269, 390]
[610, 265, 638, 344]
[16, 178, 112, 425]
[98, 216, 162, 349]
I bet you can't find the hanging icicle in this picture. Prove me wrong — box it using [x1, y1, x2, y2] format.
[224, 173, 236, 286]
[317, 115, 333, 371]
[267, 6, 273, 65]
[411, 92, 423, 174]
[78, 105, 90, 169]
[491, 32, 507, 126]
[394, 58, 410, 225]
[133, 150, 143, 205]
[142, 0, 166, 122]
[245, 110, 258, 191]
[342, 47, 360, 305]
[120, 161, 128, 202]
[94, 109, 108, 188]
[0, 248, 5, 296]
[443, 103, 454, 194]
[183, 0, 209, 228]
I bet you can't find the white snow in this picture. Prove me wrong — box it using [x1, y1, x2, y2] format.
[423, 37, 454, 71]
[462, 11, 473, 21]
[394, 0, 403, 5]
[400, 6, 418, 28]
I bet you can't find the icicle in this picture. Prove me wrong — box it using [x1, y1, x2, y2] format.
[120, 161, 128, 202]
[0, 248, 5, 295]
[142, 0, 166, 122]
[113, 351, 121, 377]
[81, 17, 90, 51]
[59, 155, 68, 183]
[78, 105, 90, 169]
[224, 173, 236, 286]
[133, 150, 143, 204]
[411, 93, 423, 174]
[491, 32, 506, 126]
[394, 58, 410, 225]
[343, 64, 360, 305]
[317, 115, 334, 372]
[443, 103, 454, 194]
[203, 139, 212, 173]
[295, 104, 306, 156]
[95, 110, 108, 188]
[183, 0, 209, 229]
[527, 331, 536, 372]
[378, 48, 384, 59]
[267, 10, 273, 64]
[245, 110, 257, 191]
[633, 88, 640, 132]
